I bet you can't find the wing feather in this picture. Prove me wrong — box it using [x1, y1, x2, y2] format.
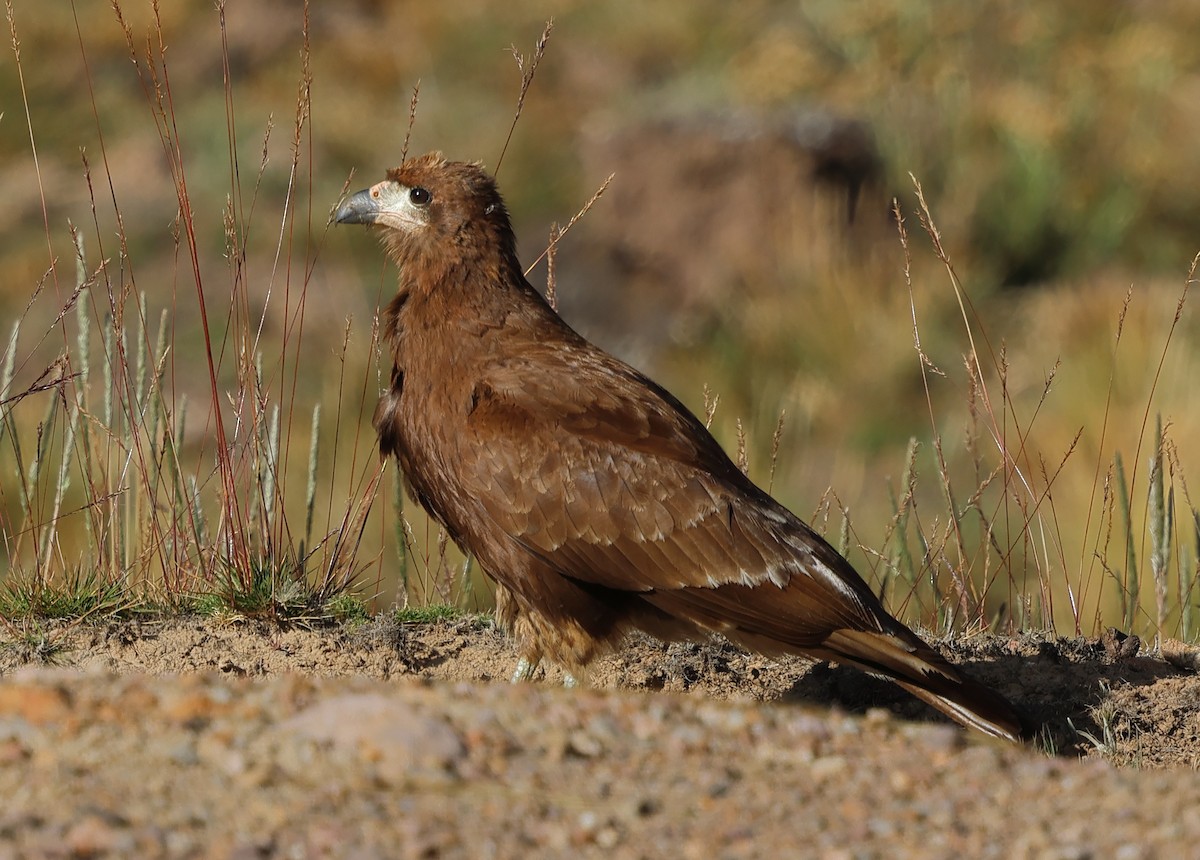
[458, 345, 882, 633]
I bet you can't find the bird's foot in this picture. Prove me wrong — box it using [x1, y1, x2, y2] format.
[511, 656, 579, 688]
[511, 656, 539, 684]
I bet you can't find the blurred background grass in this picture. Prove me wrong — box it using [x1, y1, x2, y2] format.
[1, 0, 1198, 637]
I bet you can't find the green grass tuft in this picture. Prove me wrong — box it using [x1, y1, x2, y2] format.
[0, 570, 129, 621]
[394, 604, 470, 625]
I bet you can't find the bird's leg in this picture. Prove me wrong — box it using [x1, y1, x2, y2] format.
[511, 656, 540, 683]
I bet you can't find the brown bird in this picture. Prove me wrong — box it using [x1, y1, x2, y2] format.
[336, 152, 1032, 742]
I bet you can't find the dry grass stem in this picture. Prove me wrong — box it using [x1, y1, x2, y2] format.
[545, 222, 561, 311]
[495, 18, 554, 175]
[401, 80, 420, 163]
[524, 173, 615, 277]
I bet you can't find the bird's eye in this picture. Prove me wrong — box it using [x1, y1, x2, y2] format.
[409, 187, 431, 206]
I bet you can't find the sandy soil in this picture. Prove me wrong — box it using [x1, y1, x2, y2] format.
[1, 616, 1198, 858]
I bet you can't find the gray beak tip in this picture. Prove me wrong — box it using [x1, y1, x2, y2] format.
[335, 189, 378, 225]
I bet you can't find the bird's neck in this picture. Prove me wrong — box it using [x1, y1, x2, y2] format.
[383, 245, 556, 359]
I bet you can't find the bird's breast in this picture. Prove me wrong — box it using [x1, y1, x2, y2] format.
[380, 343, 479, 487]
[378, 378, 471, 543]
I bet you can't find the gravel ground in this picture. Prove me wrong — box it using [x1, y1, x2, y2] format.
[1, 617, 1198, 858]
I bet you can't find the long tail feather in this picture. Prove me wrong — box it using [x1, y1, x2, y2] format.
[824, 629, 1033, 742]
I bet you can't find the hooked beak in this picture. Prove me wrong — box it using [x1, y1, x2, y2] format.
[335, 188, 381, 225]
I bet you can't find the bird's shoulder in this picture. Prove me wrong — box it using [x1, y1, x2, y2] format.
[467, 331, 731, 473]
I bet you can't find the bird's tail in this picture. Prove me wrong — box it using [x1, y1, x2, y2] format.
[643, 583, 1033, 742]
[821, 628, 1034, 743]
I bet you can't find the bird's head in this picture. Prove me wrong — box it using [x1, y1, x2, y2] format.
[335, 152, 517, 274]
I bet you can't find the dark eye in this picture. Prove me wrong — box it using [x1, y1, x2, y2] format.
[409, 187, 431, 206]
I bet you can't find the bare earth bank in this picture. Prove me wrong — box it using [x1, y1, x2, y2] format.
[0, 617, 1198, 859]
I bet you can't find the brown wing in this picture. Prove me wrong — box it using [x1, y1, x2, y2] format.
[458, 342, 890, 647]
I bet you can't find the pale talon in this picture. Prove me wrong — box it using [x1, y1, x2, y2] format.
[511, 656, 538, 684]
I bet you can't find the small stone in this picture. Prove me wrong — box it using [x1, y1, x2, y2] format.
[810, 755, 847, 780]
[163, 689, 227, 726]
[64, 813, 128, 857]
[0, 684, 71, 725]
[1102, 628, 1140, 661]
[1162, 638, 1200, 672]
[566, 729, 603, 758]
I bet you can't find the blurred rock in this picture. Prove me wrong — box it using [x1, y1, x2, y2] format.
[563, 108, 888, 352]
[279, 692, 465, 786]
